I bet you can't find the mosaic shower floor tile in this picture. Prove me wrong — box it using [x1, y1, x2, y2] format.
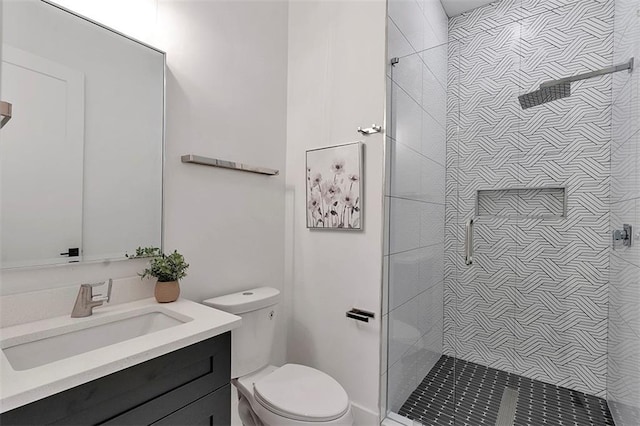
[398, 356, 614, 426]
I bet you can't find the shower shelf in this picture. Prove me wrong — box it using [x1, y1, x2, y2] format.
[181, 154, 279, 176]
[476, 187, 566, 219]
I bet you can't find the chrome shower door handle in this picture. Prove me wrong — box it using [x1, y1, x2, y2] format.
[465, 218, 474, 266]
[0, 101, 12, 129]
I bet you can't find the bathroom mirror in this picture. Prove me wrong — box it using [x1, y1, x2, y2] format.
[0, 0, 164, 269]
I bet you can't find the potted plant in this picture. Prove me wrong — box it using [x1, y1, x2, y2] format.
[132, 247, 189, 303]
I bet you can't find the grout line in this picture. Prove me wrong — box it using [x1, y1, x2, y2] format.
[611, 127, 640, 156]
[387, 135, 447, 169]
[390, 69, 447, 129]
[388, 15, 422, 58]
[387, 195, 445, 206]
[388, 241, 446, 258]
[610, 305, 640, 340]
[610, 250, 640, 269]
[610, 194, 640, 205]
[611, 67, 632, 105]
[391, 279, 445, 310]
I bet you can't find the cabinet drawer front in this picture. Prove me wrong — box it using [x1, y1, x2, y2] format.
[100, 373, 220, 425]
[1, 333, 231, 426]
[152, 385, 231, 426]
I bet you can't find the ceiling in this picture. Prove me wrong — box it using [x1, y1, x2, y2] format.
[440, 0, 495, 17]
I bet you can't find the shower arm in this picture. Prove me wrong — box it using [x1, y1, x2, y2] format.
[540, 58, 634, 89]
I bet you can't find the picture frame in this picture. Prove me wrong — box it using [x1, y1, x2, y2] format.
[306, 142, 363, 230]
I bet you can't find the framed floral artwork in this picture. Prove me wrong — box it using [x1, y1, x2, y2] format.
[306, 142, 363, 230]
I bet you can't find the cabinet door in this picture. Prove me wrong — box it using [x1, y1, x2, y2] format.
[152, 385, 231, 426]
[100, 374, 222, 426]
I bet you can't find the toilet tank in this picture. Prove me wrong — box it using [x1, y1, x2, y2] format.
[202, 287, 280, 378]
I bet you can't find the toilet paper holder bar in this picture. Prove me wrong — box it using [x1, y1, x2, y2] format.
[346, 308, 375, 322]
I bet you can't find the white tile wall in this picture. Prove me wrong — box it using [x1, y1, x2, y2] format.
[422, 110, 446, 166]
[389, 198, 421, 253]
[383, 0, 448, 418]
[389, 244, 444, 310]
[388, 0, 426, 53]
[393, 54, 423, 105]
[421, 0, 448, 45]
[389, 198, 444, 254]
[389, 144, 420, 199]
[417, 282, 443, 336]
[389, 297, 421, 366]
[389, 250, 421, 309]
[420, 45, 448, 88]
[422, 68, 446, 126]
[387, 18, 415, 63]
[387, 344, 420, 412]
[392, 83, 423, 152]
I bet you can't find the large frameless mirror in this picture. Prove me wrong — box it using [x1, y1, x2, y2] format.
[1, 0, 164, 269]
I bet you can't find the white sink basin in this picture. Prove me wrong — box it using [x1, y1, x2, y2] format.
[0, 297, 242, 413]
[2, 309, 188, 371]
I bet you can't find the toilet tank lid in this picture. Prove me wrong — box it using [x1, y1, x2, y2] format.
[202, 287, 280, 314]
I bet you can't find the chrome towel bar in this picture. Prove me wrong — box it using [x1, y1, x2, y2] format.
[181, 154, 279, 176]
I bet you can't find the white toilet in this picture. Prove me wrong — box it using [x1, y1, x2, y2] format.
[203, 287, 354, 426]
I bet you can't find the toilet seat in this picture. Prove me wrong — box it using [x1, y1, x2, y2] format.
[251, 364, 350, 422]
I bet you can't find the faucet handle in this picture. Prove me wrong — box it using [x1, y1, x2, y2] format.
[86, 279, 113, 303]
[104, 278, 113, 303]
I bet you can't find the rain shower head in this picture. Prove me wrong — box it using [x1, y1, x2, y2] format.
[518, 58, 634, 109]
[518, 82, 571, 109]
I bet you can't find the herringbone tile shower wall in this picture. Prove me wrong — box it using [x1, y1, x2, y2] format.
[444, 0, 613, 398]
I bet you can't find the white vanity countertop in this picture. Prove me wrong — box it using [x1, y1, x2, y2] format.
[0, 297, 241, 413]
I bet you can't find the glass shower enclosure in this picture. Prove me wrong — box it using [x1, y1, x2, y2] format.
[382, 0, 640, 424]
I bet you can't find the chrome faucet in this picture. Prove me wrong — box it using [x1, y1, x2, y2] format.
[71, 279, 112, 318]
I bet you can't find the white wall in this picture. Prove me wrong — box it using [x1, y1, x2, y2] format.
[1, 0, 289, 371]
[285, 1, 387, 423]
[155, 0, 289, 364]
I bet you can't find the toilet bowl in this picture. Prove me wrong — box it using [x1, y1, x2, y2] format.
[203, 287, 354, 426]
[234, 364, 353, 426]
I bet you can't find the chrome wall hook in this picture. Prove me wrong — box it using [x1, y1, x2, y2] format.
[357, 124, 382, 135]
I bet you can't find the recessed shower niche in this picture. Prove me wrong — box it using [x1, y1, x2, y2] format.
[476, 187, 567, 219]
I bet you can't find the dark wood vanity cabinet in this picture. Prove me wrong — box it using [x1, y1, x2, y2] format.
[0, 332, 231, 426]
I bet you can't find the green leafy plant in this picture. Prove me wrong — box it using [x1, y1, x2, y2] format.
[126, 246, 162, 259]
[139, 249, 189, 282]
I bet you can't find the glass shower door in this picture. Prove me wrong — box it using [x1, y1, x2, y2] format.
[383, 41, 452, 424]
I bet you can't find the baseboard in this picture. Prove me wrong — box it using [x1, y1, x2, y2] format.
[351, 401, 380, 426]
